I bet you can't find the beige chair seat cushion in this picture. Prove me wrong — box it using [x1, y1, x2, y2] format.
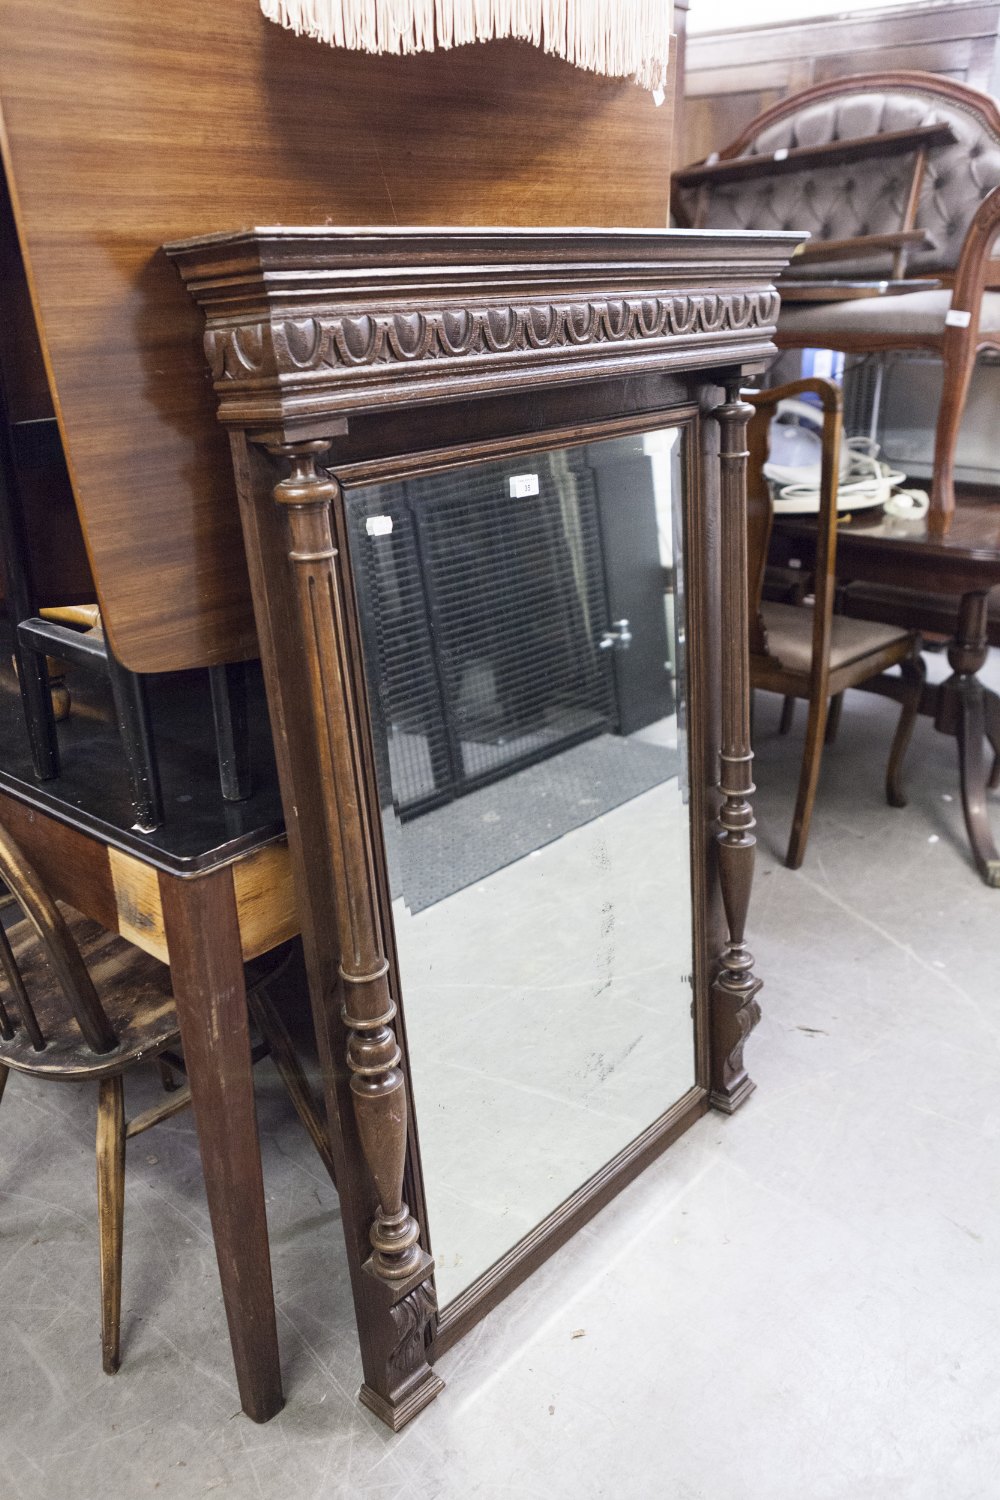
[778, 288, 1000, 342]
[760, 601, 911, 674]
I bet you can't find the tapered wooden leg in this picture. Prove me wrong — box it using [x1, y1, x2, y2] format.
[785, 692, 829, 870]
[928, 330, 975, 535]
[96, 1074, 125, 1375]
[886, 651, 926, 809]
[0, 1063, 9, 1105]
[825, 692, 844, 745]
[778, 696, 795, 735]
[158, 866, 283, 1423]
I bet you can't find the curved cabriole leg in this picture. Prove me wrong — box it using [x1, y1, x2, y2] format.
[936, 592, 1000, 886]
[984, 689, 1000, 792]
[268, 440, 443, 1430]
[886, 648, 926, 809]
[710, 388, 763, 1113]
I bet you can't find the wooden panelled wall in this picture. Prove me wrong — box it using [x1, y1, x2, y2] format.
[0, 0, 675, 675]
[680, 0, 1000, 169]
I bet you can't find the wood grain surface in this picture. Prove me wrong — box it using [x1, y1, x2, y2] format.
[0, 0, 674, 672]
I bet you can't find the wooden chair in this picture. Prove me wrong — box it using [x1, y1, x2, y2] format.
[674, 72, 1000, 534]
[0, 820, 329, 1379]
[746, 377, 926, 867]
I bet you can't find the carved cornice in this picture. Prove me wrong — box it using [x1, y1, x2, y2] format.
[206, 290, 781, 382]
[167, 227, 803, 427]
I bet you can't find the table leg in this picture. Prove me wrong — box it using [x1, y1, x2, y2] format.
[158, 866, 284, 1422]
[984, 689, 1000, 792]
[935, 591, 1000, 888]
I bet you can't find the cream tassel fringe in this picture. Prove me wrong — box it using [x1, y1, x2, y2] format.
[259, 0, 673, 92]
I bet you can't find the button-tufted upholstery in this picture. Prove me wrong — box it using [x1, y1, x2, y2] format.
[676, 86, 1000, 279]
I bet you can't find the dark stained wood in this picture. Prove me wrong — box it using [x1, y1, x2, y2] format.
[0, 907, 176, 1078]
[673, 123, 954, 189]
[174, 225, 801, 1425]
[157, 863, 283, 1423]
[746, 378, 924, 867]
[708, 387, 762, 1106]
[0, 0, 675, 674]
[790, 230, 930, 268]
[0, 788, 119, 931]
[772, 494, 1000, 885]
[680, 0, 1000, 165]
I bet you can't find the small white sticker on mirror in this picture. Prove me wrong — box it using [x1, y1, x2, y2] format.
[509, 474, 540, 499]
[366, 515, 393, 537]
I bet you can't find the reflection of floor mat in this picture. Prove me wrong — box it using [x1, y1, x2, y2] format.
[398, 733, 679, 914]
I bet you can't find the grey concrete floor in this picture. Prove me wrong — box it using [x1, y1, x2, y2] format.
[2, 648, 1000, 1499]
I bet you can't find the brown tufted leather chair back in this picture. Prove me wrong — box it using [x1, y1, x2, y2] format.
[675, 75, 1000, 280]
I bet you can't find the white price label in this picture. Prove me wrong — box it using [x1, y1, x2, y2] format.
[509, 473, 540, 499]
[366, 515, 393, 537]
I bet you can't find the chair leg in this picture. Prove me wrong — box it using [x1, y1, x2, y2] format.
[785, 692, 829, 870]
[886, 651, 926, 809]
[96, 1074, 126, 1376]
[825, 693, 844, 745]
[929, 331, 976, 530]
[779, 696, 795, 735]
[246, 979, 337, 1187]
[0, 1063, 8, 1106]
[104, 645, 164, 835]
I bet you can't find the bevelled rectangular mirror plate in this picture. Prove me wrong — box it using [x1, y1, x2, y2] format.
[345, 426, 693, 1307]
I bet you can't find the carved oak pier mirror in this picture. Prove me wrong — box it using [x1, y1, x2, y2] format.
[167, 227, 801, 1429]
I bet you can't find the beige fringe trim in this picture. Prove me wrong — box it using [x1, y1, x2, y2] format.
[259, 0, 673, 91]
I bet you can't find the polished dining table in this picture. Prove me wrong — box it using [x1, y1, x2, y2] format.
[770, 492, 1000, 885]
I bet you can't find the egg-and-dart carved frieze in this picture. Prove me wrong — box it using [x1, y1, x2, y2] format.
[204, 290, 782, 382]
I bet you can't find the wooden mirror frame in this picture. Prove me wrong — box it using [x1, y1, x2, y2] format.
[167, 225, 802, 1429]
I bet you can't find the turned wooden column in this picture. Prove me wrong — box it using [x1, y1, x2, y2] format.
[265, 437, 443, 1427]
[709, 385, 763, 1112]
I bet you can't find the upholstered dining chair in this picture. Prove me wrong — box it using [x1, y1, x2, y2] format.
[746, 378, 925, 868]
[0, 820, 329, 1377]
[674, 72, 1000, 533]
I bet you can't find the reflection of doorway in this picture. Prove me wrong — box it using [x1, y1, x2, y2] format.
[589, 439, 676, 736]
[346, 435, 680, 821]
[347, 457, 617, 816]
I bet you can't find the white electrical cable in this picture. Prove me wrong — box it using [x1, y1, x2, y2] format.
[764, 401, 929, 517]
